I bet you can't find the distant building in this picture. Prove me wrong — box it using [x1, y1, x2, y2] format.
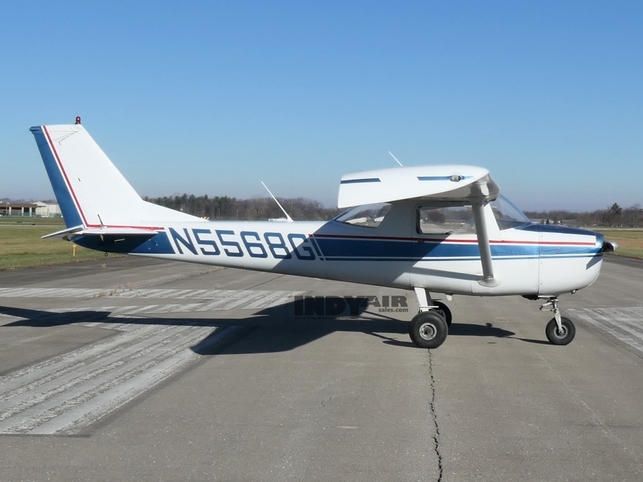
[0, 201, 38, 217]
[35, 202, 62, 217]
[0, 201, 61, 217]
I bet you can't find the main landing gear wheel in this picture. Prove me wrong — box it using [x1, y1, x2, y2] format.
[545, 317, 576, 345]
[433, 301, 452, 326]
[409, 312, 448, 349]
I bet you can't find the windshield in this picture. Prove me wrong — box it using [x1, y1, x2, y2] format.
[490, 195, 531, 230]
[334, 203, 391, 228]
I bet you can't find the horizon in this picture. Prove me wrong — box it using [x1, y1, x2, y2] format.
[1, 194, 638, 216]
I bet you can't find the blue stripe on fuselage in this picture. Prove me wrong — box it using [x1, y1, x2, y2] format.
[314, 236, 598, 261]
[315, 237, 534, 260]
[314, 237, 474, 259]
[30, 127, 83, 228]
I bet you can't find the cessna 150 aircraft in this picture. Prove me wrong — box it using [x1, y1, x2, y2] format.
[30, 120, 615, 349]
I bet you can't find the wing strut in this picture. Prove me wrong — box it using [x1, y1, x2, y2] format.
[472, 202, 499, 287]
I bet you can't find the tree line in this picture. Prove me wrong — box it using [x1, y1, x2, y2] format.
[524, 203, 643, 228]
[144, 194, 341, 221]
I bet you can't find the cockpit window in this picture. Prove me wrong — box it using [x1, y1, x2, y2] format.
[490, 195, 531, 230]
[416, 196, 530, 234]
[417, 204, 476, 235]
[334, 203, 391, 228]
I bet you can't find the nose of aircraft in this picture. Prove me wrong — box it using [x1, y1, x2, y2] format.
[601, 239, 618, 253]
[593, 230, 617, 254]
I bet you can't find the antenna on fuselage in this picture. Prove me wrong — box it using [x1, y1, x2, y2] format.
[388, 151, 403, 167]
[261, 181, 293, 222]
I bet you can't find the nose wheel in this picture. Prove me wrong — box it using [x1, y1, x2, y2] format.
[541, 297, 576, 345]
[545, 317, 576, 345]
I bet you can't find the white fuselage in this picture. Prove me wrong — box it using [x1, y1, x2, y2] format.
[75, 202, 604, 298]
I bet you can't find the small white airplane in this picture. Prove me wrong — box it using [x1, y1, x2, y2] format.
[30, 119, 616, 349]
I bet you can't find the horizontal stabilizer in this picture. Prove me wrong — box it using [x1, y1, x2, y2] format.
[76, 227, 160, 236]
[41, 225, 85, 239]
[43, 225, 159, 241]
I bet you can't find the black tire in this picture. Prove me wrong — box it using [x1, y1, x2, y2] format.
[545, 317, 576, 345]
[409, 312, 449, 349]
[432, 301, 452, 326]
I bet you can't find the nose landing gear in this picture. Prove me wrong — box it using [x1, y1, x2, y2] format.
[540, 297, 576, 345]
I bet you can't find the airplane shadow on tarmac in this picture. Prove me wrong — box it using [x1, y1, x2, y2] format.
[0, 298, 515, 355]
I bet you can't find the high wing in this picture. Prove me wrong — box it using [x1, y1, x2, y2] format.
[339, 165, 500, 285]
[338, 165, 500, 208]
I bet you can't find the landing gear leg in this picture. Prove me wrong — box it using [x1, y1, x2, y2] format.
[540, 297, 576, 345]
[413, 287, 452, 325]
[409, 288, 451, 349]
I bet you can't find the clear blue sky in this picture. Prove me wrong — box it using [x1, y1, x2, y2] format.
[1, 1, 641, 211]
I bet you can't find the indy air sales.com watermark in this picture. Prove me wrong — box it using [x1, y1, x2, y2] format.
[294, 295, 409, 317]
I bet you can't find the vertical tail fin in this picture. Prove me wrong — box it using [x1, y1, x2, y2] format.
[31, 125, 87, 228]
[30, 123, 199, 229]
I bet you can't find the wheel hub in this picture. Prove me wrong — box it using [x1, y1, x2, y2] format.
[419, 322, 437, 341]
[555, 326, 568, 338]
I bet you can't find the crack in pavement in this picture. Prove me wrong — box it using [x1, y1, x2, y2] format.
[428, 349, 443, 482]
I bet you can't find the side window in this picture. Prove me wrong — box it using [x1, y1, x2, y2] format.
[334, 203, 391, 228]
[417, 205, 476, 235]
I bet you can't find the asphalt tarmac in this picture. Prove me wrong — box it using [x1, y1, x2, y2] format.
[0, 255, 642, 481]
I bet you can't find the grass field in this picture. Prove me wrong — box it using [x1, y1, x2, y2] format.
[0, 218, 641, 271]
[598, 229, 643, 259]
[0, 218, 110, 271]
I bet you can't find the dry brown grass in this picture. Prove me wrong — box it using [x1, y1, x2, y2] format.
[598, 229, 643, 259]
